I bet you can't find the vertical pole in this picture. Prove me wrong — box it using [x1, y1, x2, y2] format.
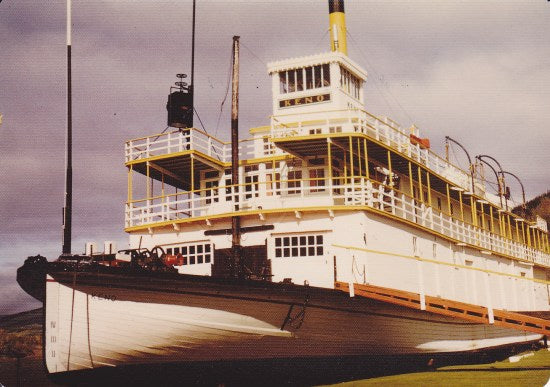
[459, 190, 464, 221]
[446, 184, 452, 216]
[127, 165, 133, 202]
[327, 139, 333, 192]
[500, 212, 508, 238]
[426, 172, 432, 206]
[146, 162, 151, 199]
[357, 138, 362, 177]
[62, 0, 72, 255]
[343, 151, 347, 183]
[480, 202, 486, 230]
[190, 156, 195, 192]
[349, 136, 354, 180]
[417, 167, 423, 203]
[231, 36, 242, 279]
[189, 0, 196, 128]
[470, 196, 477, 227]
[387, 150, 393, 187]
[489, 205, 494, 233]
[363, 138, 369, 179]
[408, 162, 413, 199]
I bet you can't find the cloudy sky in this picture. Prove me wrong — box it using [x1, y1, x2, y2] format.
[1, 0, 549, 315]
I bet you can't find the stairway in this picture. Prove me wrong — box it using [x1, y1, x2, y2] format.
[335, 281, 550, 336]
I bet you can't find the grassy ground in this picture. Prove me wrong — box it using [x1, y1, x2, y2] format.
[324, 349, 550, 387]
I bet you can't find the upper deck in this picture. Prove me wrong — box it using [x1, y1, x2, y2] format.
[124, 108, 550, 269]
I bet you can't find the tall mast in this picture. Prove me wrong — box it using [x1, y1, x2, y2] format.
[62, 0, 73, 255]
[190, 0, 196, 121]
[231, 36, 242, 279]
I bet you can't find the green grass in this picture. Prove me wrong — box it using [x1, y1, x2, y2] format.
[322, 349, 550, 387]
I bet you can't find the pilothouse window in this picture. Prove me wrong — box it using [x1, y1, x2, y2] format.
[279, 64, 330, 94]
[340, 66, 361, 100]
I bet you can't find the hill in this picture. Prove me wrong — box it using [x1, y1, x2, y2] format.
[512, 190, 550, 225]
[0, 308, 42, 332]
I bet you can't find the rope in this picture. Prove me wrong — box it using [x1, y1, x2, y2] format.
[214, 48, 234, 138]
[351, 254, 366, 284]
[347, 29, 415, 124]
[241, 41, 267, 67]
[86, 294, 94, 368]
[67, 269, 77, 371]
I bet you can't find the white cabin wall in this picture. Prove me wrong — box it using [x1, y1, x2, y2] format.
[533, 267, 549, 310]
[267, 211, 337, 288]
[329, 210, 549, 312]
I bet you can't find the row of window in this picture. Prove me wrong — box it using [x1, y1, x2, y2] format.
[275, 234, 324, 258]
[278, 64, 362, 100]
[341, 67, 361, 99]
[162, 234, 325, 264]
[279, 64, 330, 94]
[165, 243, 212, 265]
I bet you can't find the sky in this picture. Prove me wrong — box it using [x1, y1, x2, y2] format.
[1, 0, 549, 315]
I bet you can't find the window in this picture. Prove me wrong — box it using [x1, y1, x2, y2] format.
[323, 64, 330, 86]
[223, 171, 233, 201]
[296, 68, 304, 91]
[263, 136, 273, 155]
[279, 64, 330, 94]
[340, 66, 361, 99]
[204, 180, 219, 204]
[274, 234, 324, 258]
[279, 71, 287, 93]
[305, 66, 313, 89]
[166, 242, 212, 265]
[244, 165, 259, 199]
[287, 170, 302, 194]
[309, 168, 325, 193]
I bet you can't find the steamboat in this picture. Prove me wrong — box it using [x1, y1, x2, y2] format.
[17, 0, 550, 380]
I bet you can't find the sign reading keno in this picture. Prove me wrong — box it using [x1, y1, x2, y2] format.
[279, 93, 331, 108]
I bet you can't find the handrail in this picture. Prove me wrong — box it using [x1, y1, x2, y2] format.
[125, 176, 550, 262]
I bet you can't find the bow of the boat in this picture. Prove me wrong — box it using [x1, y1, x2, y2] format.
[16, 255, 48, 302]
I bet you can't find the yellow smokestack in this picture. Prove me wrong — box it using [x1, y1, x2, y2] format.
[329, 0, 347, 55]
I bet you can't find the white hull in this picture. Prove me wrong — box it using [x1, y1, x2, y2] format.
[44, 273, 541, 374]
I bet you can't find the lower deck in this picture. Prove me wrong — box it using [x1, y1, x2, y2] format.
[128, 208, 550, 313]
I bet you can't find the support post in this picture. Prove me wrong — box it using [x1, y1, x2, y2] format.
[62, 0, 73, 255]
[363, 138, 369, 179]
[231, 36, 242, 279]
[446, 184, 452, 217]
[459, 190, 464, 221]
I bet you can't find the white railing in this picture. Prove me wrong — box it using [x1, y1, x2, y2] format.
[270, 109, 476, 195]
[124, 128, 284, 164]
[125, 128, 230, 163]
[125, 176, 550, 268]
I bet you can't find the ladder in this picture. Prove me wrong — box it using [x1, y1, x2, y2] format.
[335, 281, 550, 336]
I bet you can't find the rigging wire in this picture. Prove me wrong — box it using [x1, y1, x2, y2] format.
[313, 29, 330, 52]
[194, 107, 223, 160]
[346, 29, 415, 125]
[214, 48, 234, 138]
[241, 41, 267, 67]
